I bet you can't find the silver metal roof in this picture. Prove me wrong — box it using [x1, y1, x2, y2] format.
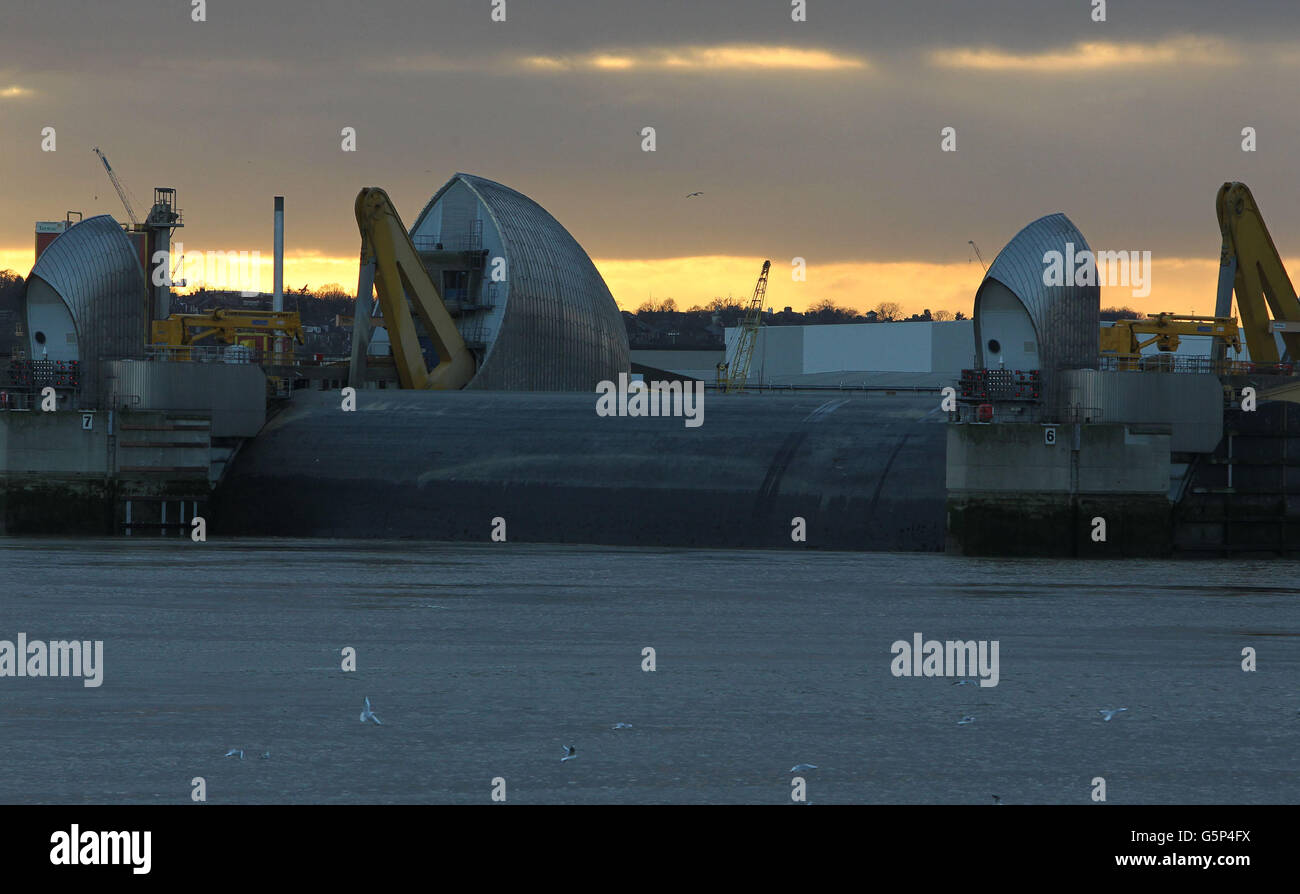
[413, 173, 628, 390]
[975, 212, 1100, 404]
[27, 214, 146, 406]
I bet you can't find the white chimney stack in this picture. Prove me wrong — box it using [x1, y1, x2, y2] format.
[273, 196, 284, 313]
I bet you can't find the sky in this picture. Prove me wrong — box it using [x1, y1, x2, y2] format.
[2, 0, 1299, 317]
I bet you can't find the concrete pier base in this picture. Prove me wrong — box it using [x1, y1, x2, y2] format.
[946, 421, 1173, 557]
[0, 409, 218, 536]
[947, 492, 1171, 557]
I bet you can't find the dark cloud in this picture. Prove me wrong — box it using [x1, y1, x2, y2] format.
[1, 0, 1297, 267]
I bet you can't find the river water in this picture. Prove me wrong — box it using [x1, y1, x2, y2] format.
[1, 539, 1296, 804]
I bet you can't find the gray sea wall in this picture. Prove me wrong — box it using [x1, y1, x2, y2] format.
[212, 390, 948, 550]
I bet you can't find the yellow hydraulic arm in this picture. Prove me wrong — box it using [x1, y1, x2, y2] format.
[152, 308, 305, 350]
[1216, 181, 1300, 364]
[350, 187, 475, 390]
[1099, 313, 1240, 361]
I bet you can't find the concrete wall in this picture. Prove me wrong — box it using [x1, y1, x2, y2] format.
[0, 409, 215, 534]
[0, 409, 109, 475]
[946, 421, 1173, 556]
[932, 320, 977, 372]
[804, 324, 931, 374]
[947, 423, 1170, 494]
[630, 349, 725, 383]
[725, 321, 975, 384]
[1175, 401, 1300, 554]
[0, 408, 223, 478]
[752, 326, 804, 379]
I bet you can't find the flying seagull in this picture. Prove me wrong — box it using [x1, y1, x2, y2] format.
[360, 697, 383, 725]
[259, 751, 271, 760]
[992, 794, 1002, 805]
[790, 763, 817, 772]
[957, 715, 976, 725]
[1098, 708, 1128, 722]
[224, 749, 244, 760]
[685, 191, 704, 198]
[612, 722, 633, 730]
[561, 745, 577, 762]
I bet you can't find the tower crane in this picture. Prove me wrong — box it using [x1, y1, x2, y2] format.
[719, 260, 770, 393]
[92, 146, 139, 227]
[968, 240, 988, 273]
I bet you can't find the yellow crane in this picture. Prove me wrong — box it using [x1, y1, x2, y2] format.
[1099, 312, 1241, 368]
[1215, 181, 1300, 364]
[719, 260, 770, 393]
[151, 308, 305, 359]
[349, 187, 476, 390]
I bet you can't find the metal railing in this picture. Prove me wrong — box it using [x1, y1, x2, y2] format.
[1097, 354, 1299, 376]
[707, 381, 945, 393]
[0, 390, 36, 411]
[957, 367, 1041, 402]
[459, 325, 488, 347]
[413, 227, 483, 253]
[948, 404, 1105, 424]
[145, 344, 318, 367]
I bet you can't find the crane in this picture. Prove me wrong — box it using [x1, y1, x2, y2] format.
[1214, 181, 1300, 365]
[968, 240, 988, 273]
[1099, 312, 1241, 368]
[92, 146, 139, 227]
[719, 260, 770, 393]
[349, 187, 476, 389]
[151, 308, 305, 359]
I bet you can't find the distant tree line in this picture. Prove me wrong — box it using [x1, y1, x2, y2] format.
[626, 297, 966, 349]
[1099, 306, 1143, 321]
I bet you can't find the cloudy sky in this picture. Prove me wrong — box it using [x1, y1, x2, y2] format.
[2, 0, 1298, 316]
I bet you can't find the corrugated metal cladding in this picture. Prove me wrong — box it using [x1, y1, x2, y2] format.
[101, 360, 266, 437]
[27, 215, 146, 408]
[412, 174, 629, 391]
[976, 213, 1100, 406]
[1060, 369, 1223, 453]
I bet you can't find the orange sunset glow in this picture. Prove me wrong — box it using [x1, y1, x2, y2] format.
[1, 247, 1279, 320]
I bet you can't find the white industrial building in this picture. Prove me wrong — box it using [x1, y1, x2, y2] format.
[641, 213, 1265, 390]
[705, 317, 1263, 390]
[721, 320, 975, 387]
